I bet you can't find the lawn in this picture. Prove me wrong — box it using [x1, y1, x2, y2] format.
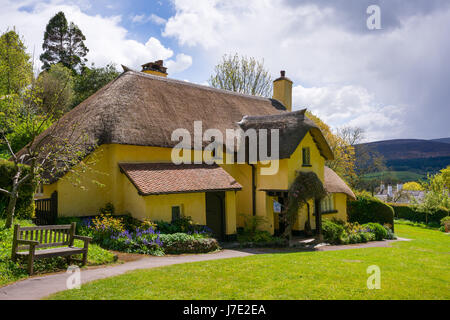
[48, 224, 450, 300]
[0, 219, 117, 287]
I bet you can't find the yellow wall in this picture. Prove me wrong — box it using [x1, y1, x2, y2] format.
[321, 193, 348, 222]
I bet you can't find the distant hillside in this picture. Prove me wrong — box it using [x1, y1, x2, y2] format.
[431, 137, 450, 144]
[355, 138, 450, 179]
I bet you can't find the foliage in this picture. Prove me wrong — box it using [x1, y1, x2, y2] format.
[72, 63, 119, 107]
[285, 171, 327, 238]
[237, 216, 286, 246]
[0, 29, 32, 95]
[411, 166, 450, 217]
[348, 191, 394, 227]
[159, 233, 220, 254]
[106, 228, 164, 255]
[402, 181, 424, 191]
[390, 203, 449, 225]
[440, 216, 450, 226]
[0, 159, 35, 220]
[90, 214, 125, 242]
[40, 11, 89, 72]
[322, 219, 391, 244]
[209, 53, 272, 97]
[36, 63, 74, 117]
[0, 218, 115, 287]
[155, 216, 212, 235]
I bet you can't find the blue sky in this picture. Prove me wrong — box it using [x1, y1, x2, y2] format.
[1, 0, 449, 142]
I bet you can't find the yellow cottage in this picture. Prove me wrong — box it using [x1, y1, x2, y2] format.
[35, 61, 355, 240]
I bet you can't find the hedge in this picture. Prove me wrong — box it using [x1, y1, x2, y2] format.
[0, 159, 36, 220]
[159, 233, 220, 254]
[347, 193, 394, 229]
[389, 204, 449, 225]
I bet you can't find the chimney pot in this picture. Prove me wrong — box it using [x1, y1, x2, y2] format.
[280, 70, 286, 77]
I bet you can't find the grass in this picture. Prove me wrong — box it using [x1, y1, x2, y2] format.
[0, 219, 117, 287]
[48, 224, 450, 300]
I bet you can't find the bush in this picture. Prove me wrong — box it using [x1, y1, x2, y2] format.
[322, 219, 347, 244]
[155, 216, 212, 236]
[362, 223, 387, 241]
[0, 159, 36, 220]
[348, 193, 394, 228]
[391, 204, 449, 225]
[160, 233, 220, 254]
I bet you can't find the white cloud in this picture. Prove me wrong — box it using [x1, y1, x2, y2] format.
[293, 85, 405, 141]
[0, 0, 191, 74]
[166, 53, 193, 73]
[131, 13, 166, 25]
[163, 0, 450, 140]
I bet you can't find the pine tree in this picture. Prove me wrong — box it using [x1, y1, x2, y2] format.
[40, 12, 88, 72]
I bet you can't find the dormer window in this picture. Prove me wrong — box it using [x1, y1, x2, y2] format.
[302, 147, 311, 167]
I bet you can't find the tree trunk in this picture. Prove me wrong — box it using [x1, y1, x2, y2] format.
[5, 191, 18, 228]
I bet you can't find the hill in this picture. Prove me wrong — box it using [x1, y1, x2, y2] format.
[356, 138, 450, 180]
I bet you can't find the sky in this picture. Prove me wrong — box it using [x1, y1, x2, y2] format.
[1, 0, 449, 142]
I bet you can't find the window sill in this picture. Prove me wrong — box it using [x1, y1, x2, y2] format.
[322, 210, 338, 215]
[302, 164, 312, 167]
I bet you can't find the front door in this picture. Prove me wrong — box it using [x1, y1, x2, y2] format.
[206, 192, 225, 240]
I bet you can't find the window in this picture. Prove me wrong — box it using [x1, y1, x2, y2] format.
[321, 194, 334, 212]
[302, 147, 311, 166]
[171, 206, 181, 221]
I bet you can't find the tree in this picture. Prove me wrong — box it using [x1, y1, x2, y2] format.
[209, 53, 272, 97]
[0, 29, 32, 95]
[40, 12, 88, 72]
[306, 112, 357, 184]
[37, 63, 74, 117]
[0, 69, 90, 228]
[403, 181, 424, 191]
[72, 63, 119, 107]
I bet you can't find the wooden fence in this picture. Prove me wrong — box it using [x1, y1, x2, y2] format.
[33, 191, 58, 225]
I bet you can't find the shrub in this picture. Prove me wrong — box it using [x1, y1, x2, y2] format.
[362, 223, 387, 241]
[155, 217, 212, 236]
[105, 227, 164, 255]
[322, 219, 347, 244]
[160, 233, 220, 254]
[348, 193, 394, 228]
[91, 214, 125, 242]
[390, 204, 449, 225]
[0, 159, 36, 220]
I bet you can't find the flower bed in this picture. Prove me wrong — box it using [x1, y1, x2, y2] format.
[322, 219, 396, 245]
[60, 210, 219, 256]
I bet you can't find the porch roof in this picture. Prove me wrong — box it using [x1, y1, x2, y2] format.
[119, 163, 242, 196]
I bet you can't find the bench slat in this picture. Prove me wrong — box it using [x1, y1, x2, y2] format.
[19, 225, 72, 231]
[16, 246, 86, 258]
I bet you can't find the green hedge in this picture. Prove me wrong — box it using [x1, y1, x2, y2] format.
[348, 193, 394, 229]
[159, 233, 220, 254]
[0, 159, 35, 220]
[389, 204, 449, 225]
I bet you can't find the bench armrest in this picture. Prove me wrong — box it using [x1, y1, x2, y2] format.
[17, 240, 40, 246]
[73, 235, 92, 242]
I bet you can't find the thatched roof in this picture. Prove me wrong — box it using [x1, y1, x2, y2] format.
[29, 70, 287, 155]
[324, 166, 356, 199]
[238, 109, 334, 160]
[25, 70, 334, 182]
[119, 163, 242, 195]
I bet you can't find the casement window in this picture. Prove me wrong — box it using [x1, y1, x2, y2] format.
[171, 205, 182, 221]
[321, 194, 334, 213]
[302, 147, 311, 166]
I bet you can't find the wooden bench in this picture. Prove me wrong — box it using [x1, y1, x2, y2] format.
[11, 223, 92, 275]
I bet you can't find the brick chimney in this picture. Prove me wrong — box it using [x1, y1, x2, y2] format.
[272, 70, 293, 111]
[141, 60, 168, 77]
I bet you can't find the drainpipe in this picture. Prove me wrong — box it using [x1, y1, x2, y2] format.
[251, 164, 256, 216]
